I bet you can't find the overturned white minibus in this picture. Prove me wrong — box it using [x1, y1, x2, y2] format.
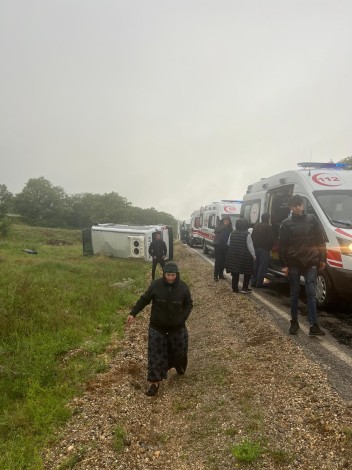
[82, 224, 173, 261]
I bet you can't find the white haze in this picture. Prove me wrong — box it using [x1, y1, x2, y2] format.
[1, 0, 351, 220]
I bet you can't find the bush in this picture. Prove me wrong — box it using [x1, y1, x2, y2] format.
[0, 216, 11, 237]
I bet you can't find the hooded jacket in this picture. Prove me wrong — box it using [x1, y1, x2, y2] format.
[130, 274, 193, 332]
[278, 212, 326, 269]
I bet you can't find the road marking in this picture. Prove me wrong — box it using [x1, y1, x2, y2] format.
[190, 246, 352, 368]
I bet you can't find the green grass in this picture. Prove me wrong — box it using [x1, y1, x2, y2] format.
[56, 450, 85, 470]
[342, 427, 352, 438]
[201, 364, 230, 386]
[0, 223, 150, 469]
[231, 439, 263, 463]
[229, 434, 293, 466]
[112, 425, 127, 453]
[267, 448, 294, 465]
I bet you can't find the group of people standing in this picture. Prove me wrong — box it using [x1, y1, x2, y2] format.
[214, 214, 274, 294]
[214, 194, 326, 336]
[126, 194, 326, 397]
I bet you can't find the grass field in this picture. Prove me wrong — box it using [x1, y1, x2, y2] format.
[0, 221, 150, 469]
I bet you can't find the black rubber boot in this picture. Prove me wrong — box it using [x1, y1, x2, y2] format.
[289, 320, 299, 335]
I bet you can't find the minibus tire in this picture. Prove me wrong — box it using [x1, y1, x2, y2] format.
[316, 271, 334, 309]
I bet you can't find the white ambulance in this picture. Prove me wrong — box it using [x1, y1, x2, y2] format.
[178, 219, 190, 244]
[188, 210, 202, 247]
[199, 200, 242, 254]
[241, 162, 352, 308]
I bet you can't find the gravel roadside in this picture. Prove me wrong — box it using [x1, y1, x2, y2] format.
[43, 242, 352, 470]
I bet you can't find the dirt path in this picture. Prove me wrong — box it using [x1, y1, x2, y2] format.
[43, 243, 352, 469]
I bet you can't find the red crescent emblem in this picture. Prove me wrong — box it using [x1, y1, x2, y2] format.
[312, 173, 342, 187]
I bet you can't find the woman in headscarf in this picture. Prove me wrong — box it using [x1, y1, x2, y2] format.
[127, 262, 193, 396]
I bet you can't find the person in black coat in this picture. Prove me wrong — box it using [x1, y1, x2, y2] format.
[127, 262, 193, 396]
[213, 217, 233, 281]
[278, 194, 326, 336]
[148, 232, 167, 280]
[225, 218, 256, 293]
[251, 213, 274, 288]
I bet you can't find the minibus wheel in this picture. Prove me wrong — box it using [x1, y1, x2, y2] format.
[316, 271, 334, 309]
[203, 241, 209, 254]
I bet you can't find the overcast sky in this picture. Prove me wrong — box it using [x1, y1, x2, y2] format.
[1, 0, 351, 220]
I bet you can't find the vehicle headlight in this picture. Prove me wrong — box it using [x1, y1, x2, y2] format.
[337, 237, 352, 256]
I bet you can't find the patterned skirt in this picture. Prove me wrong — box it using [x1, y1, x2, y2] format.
[147, 326, 188, 382]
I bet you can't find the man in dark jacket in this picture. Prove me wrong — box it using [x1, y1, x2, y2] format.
[127, 262, 193, 396]
[251, 213, 274, 288]
[148, 232, 167, 280]
[213, 217, 232, 281]
[278, 195, 326, 336]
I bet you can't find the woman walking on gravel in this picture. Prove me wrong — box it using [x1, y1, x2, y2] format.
[126, 262, 193, 396]
[225, 218, 256, 293]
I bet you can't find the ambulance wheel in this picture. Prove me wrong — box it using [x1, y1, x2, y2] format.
[203, 241, 209, 254]
[316, 271, 334, 310]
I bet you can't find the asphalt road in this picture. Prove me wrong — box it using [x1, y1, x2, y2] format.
[190, 246, 352, 401]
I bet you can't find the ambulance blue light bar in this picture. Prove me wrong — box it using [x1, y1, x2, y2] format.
[220, 199, 243, 203]
[298, 162, 347, 169]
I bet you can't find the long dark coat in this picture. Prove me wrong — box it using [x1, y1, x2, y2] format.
[225, 230, 254, 274]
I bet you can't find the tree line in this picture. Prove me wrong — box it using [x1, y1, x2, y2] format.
[0, 177, 177, 231]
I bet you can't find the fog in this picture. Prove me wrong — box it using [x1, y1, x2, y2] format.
[1, 0, 351, 220]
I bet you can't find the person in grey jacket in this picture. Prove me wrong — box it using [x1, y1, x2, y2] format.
[225, 218, 256, 294]
[127, 262, 193, 396]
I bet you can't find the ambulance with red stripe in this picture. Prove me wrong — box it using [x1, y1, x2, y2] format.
[188, 209, 202, 247]
[241, 162, 352, 308]
[199, 200, 242, 255]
